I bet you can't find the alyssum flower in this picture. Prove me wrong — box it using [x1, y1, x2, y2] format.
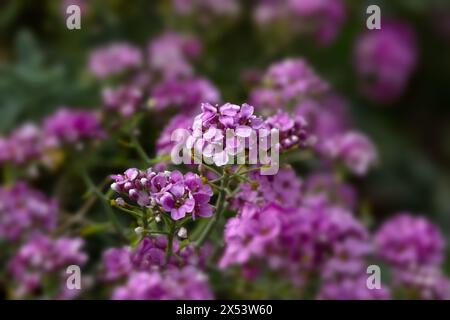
[110, 168, 213, 221]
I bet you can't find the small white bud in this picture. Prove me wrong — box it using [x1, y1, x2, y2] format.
[155, 215, 162, 223]
[177, 227, 188, 239]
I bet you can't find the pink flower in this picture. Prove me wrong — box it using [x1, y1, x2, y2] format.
[354, 20, 418, 103]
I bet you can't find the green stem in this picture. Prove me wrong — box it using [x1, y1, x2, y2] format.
[195, 172, 229, 247]
[111, 203, 143, 219]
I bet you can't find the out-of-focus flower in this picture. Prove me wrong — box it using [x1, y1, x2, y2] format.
[321, 131, 378, 176]
[374, 213, 445, 268]
[89, 43, 142, 79]
[156, 114, 193, 156]
[253, 0, 346, 45]
[61, 0, 89, 17]
[111, 169, 213, 220]
[102, 247, 133, 282]
[250, 58, 329, 112]
[354, 20, 418, 104]
[187, 103, 266, 166]
[231, 166, 303, 209]
[102, 85, 144, 117]
[392, 265, 450, 300]
[8, 234, 87, 299]
[111, 266, 213, 300]
[43, 108, 105, 149]
[317, 274, 391, 300]
[150, 77, 220, 114]
[0, 183, 58, 242]
[102, 237, 210, 283]
[220, 203, 283, 269]
[148, 32, 202, 80]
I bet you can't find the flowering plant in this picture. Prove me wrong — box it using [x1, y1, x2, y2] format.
[1, 1, 449, 301]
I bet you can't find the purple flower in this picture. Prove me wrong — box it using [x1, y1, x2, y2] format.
[392, 265, 450, 300]
[43, 108, 104, 148]
[220, 203, 284, 268]
[354, 20, 418, 103]
[253, 0, 346, 45]
[374, 213, 445, 268]
[102, 84, 144, 117]
[294, 95, 351, 144]
[156, 114, 193, 157]
[0, 182, 58, 242]
[112, 267, 213, 300]
[102, 236, 210, 282]
[172, 0, 240, 18]
[250, 58, 329, 112]
[231, 166, 303, 209]
[321, 131, 378, 176]
[8, 234, 87, 299]
[151, 77, 220, 114]
[303, 172, 357, 210]
[148, 32, 202, 79]
[102, 247, 133, 281]
[265, 111, 311, 150]
[188, 103, 266, 166]
[89, 43, 142, 79]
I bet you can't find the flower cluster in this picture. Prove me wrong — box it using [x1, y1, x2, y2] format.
[303, 172, 357, 210]
[102, 236, 210, 281]
[0, 108, 104, 168]
[220, 201, 373, 291]
[7, 234, 87, 299]
[1, 5, 446, 301]
[354, 21, 418, 103]
[112, 267, 213, 300]
[374, 213, 445, 268]
[0, 124, 43, 166]
[43, 108, 105, 148]
[250, 58, 329, 112]
[188, 103, 266, 166]
[317, 274, 391, 300]
[148, 32, 202, 80]
[294, 95, 351, 144]
[253, 0, 346, 45]
[89, 43, 143, 79]
[102, 84, 144, 118]
[0, 182, 58, 242]
[111, 168, 213, 220]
